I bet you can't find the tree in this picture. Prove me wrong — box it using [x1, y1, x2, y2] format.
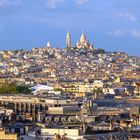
[94, 48, 105, 54]
[93, 88, 103, 94]
[0, 83, 31, 94]
[0, 82, 17, 94]
[16, 85, 31, 94]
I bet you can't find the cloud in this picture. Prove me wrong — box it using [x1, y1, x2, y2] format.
[0, 0, 23, 8]
[107, 29, 140, 39]
[76, 0, 89, 5]
[107, 30, 124, 37]
[115, 12, 137, 22]
[46, 0, 63, 9]
[130, 29, 140, 38]
[44, 0, 89, 9]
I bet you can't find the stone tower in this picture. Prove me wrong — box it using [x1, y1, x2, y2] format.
[66, 31, 71, 49]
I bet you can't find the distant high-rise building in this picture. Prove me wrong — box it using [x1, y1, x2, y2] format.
[66, 32, 71, 49]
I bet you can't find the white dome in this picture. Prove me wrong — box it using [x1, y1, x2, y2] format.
[47, 42, 51, 48]
[80, 32, 86, 43]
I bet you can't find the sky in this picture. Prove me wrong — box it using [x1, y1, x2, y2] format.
[0, 0, 140, 56]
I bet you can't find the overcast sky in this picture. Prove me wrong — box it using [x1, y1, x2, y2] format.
[0, 0, 140, 56]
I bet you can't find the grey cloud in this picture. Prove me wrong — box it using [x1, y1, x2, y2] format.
[0, 0, 23, 8]
[115, 12, 137, 22]
[130, 29, 140, 38]
[75, 0, 89, 5]
[107, 29, 140, 39]
[107, 30, 124, 37]
[46, 0, 63, 9]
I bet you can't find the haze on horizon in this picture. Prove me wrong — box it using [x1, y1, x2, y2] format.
[0, 0, 140, 56]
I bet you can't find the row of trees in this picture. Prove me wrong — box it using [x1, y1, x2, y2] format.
[0, 83, 31, 94]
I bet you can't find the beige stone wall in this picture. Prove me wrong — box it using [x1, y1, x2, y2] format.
[41, 128, 79, 137]
[48, 107, 63, 114]
[0, 130, 17, 140]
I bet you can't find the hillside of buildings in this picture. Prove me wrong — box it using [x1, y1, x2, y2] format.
[0, 32, 140, 95]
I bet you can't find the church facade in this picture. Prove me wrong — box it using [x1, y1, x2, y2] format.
[66, 32, 94, 50]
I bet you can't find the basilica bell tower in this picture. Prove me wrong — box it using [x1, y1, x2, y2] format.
[66, 31, 71, 49]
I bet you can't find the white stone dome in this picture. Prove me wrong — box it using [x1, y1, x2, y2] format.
[47, 41, 51, 48]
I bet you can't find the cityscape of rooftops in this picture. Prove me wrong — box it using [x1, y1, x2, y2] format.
[0, 0, 140, 140]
